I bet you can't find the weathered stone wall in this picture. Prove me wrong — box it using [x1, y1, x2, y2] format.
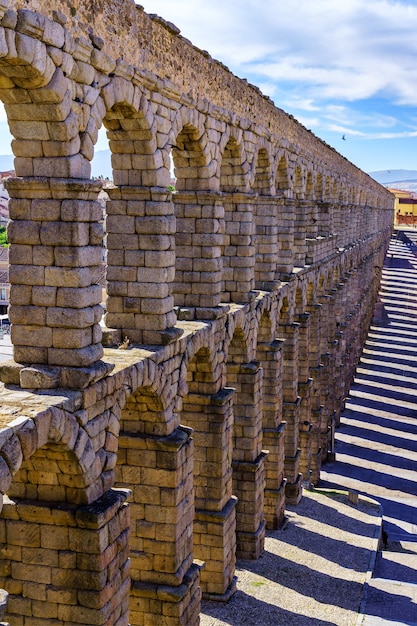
[0, 0, 394, 623]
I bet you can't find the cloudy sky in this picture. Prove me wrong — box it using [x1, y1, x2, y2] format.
[1, 0, 417, 174]
[138, 0, 417, 174]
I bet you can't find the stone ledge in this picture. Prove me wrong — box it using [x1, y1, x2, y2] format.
[0, 360, 115, 390]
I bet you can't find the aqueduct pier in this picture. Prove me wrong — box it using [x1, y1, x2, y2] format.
[0, 1, 394, 624]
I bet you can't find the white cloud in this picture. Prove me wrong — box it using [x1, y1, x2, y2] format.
[142, 0, 417, 105]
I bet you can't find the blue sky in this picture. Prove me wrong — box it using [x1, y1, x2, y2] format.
[137, 0, 417, 174]
[2, 0, 417, 174]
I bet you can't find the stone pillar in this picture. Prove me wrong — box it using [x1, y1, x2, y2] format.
[306, 303, 323, 484]
[297, 312, 313, 485]
[1, 490, 130, 626]
[276, 196, 295, 277]
[115, 426, 200, 625]
[3, 177, 110, 389]
[222, 193, 256, 303]
[326, 289, 339, 457]
[228, 361, 267, 558]
[293, 200, 308, 267]
[318, 293, 331, 462]
[105, 185, 180, 345]
[182, 388, 238, 599]
[173, 191, 225, 319]
[279, 323, 302, 503]
[254, 197, 280, 289]
[305, 201, 318, 238]
[257, 339, 286, 529]
[339, 205, 352, 248]
[318, 201, 331, 237]
[232, 452, 267, 559]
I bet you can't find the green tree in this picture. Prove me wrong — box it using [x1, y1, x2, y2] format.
[0, 226, 8, 247]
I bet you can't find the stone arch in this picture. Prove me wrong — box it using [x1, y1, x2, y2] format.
[1, 404, 130, 626]
[186, 345, 218, 396]
[1, 409, 104, 506]
[276, 154, 290, 193]
[257, 310, 274, 344]
[171, 114, 211, 191]
[318, 271, 326, 296]
[294, 166, 304, 200]
[315, 172, 324, 200]
[332, 179, 338, 201]
[101, 80, 167, 187]
[226, 324, 252, 365]
[278, 294, 292, 325]
[251, 146, 278, 287]
[171, 115, 224, 311]
[307, 279, 316, 305]
[220, 131, 254, 303]
[120, 384, 170, 434]
[325, 176, 331, 201]
[295, 285, 305, 316]
[220, 135, 247, 192]
[2, 38, 108, 366]
[252, 146, 272, 194]
[102, 84, 177, 343]
[305, 171, 314, 200]
[0, 25, 55, 90]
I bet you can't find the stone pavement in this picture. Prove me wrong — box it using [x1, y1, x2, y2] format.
[322, 229, 417, 626]
[201, 488, 382, 626]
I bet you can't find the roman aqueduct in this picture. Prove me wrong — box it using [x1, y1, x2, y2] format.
[0, 1, 394, 623]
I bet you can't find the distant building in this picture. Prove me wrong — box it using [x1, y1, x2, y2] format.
[0, 247, 9, 315]
[0, 182, 9, 227]
[389, 188, 417, 226]
[0, 172, 11, 313]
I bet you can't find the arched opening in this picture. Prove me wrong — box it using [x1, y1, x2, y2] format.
[252, 148, 277, 288]
[220, 136, 254, 303]
[315, 172, 323, 200]
[293, 166, 307, 267]
[101, 88, 176, 344]
[252, 147, 272, 195]
[171, 123, 223, 311]
[306, 171, 314, 200]
[220, 137, 246, 192]
[276, 155, 289, 193]
[172, 124, 208, 192]
[294, 166, 304, 200]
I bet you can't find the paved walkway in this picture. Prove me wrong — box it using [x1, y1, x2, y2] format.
[322, 229, 417, 625]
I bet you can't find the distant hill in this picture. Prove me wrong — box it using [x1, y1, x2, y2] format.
[368, 169, 417, 184]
